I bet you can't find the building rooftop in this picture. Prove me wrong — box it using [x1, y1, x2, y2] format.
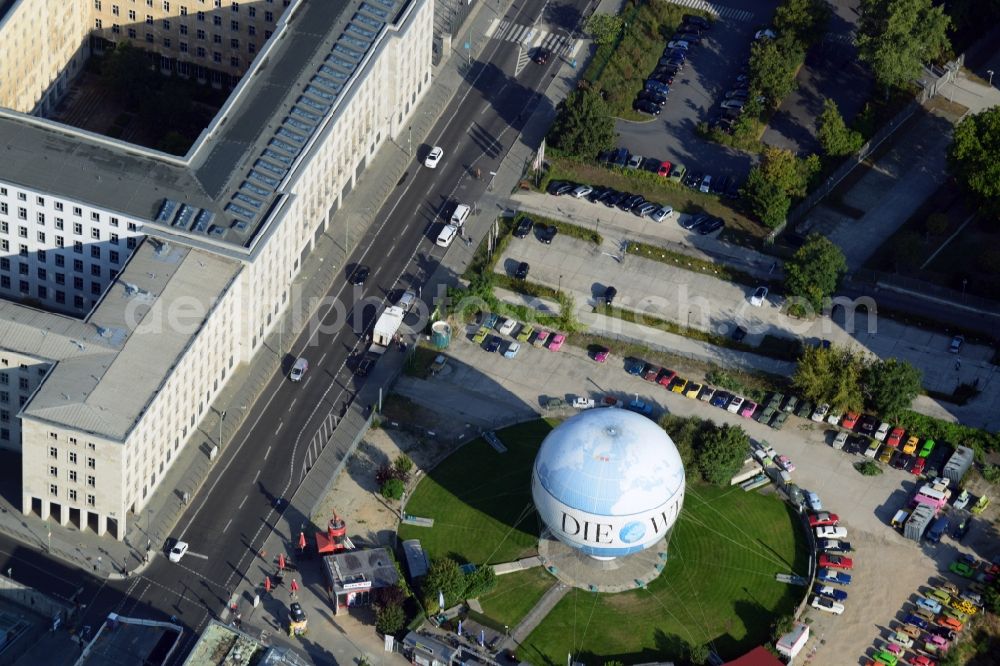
[19, 240, 241, 441]
[182, 621, 311, 666]
[79, 614, 182, 666]
[324, 547, 399, 593]
[0, 0, 409, 256]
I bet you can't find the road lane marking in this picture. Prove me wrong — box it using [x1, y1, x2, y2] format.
[318, 352, 327, 365]
[264, 445, 271, 460]
[238, 495, 247, 509]
[289, 397, 297, 409]
[185, 550, 209, 560]
[222, 519, 232, 533]
[275, 421, 283, 434]
[253, 470, 260, 483]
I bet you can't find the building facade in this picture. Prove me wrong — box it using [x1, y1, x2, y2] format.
[3, 0, 433, 539]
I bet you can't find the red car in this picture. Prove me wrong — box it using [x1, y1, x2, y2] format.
[642, 364, 660, 382]
[657, 160, 672, 177]
[908, 655, 935, 666]
[808, 512, 840, 527]
[818, 553, 854, 570]
[911, 458, 926, 476]
[887, 427, 905, 448]
[841, 412, 860, 429]
[656, 368, 677, 387]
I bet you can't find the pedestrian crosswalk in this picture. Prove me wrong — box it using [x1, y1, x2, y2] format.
[660, 0, 754, 23]
[485, 19, 574, 55]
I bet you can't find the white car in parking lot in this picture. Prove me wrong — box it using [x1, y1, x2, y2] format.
[815, 525, 847, 539]
[875, 422, 890, 441]
[424, 146, 443, 168]
[810, 595, 844, 615]
[727, 396, 744, 414]
[571, 185, 592, 198]
[750, 286, 768, 306]
[650, 206, 674, 223]
[811, 403, 830, 422]
[806, 491, 823, 511]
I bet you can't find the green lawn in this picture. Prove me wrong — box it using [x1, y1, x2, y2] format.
[518, 485, 808, 665]
[397, 419, 554, 565]
[478, 567, 557, 630]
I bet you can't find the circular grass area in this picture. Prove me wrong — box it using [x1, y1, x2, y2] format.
[398, 419, 808, 663]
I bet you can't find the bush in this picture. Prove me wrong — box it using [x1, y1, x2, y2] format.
[375, 602, 406, 635]
[393, 454, 414, 481]
[381, 478, 405, 500]
[982, 465, 1000, 484]
[895, 410, 1000, 458]
[854, 461, 883, 476]
[462, 565, 498, 599]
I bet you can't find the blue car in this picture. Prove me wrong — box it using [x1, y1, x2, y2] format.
[627, 399, 653, 416]
[915, 597, 942, 614]
[624, 358, 644, 375]
[710, 391, 732, 408]
[645, 80, 670, 96]
[812, 584, 847, 602]
[817, 568, 852, 585]
[903, 614, 928, 630]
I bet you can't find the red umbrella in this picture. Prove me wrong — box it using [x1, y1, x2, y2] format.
[278, 553, 286, 571]
[298, 532, 307, 550]
[264, 576, 272, 593]
[290, 579, 299, 593]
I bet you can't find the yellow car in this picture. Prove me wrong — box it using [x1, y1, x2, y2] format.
[952, 599, 978, 616]
[472, 326, 490, 344]
[903, 436, 919, 455]
[879, 446, 893, 464]
[671, 379, 688, 394]
[684, 382, 702, 399]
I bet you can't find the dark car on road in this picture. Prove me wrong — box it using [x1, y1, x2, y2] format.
[633, 99, 661, 116]
[539, 225, 558, 244]
[515, 261, 529, 280]
[355, 354, 376, 377]
[532, 47, 550, 65]
[513, 217, 533, 238]
[604, 285, 617, 305]
[348, 265, 370, 285]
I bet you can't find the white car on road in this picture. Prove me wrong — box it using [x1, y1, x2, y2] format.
[169, 541, 189, 562]
[750, 286, 768, 307]
[424, 146, 443, 168]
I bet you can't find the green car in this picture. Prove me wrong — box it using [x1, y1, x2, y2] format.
[668, 163, 686, 184]
[756, 406, 776, 424]
[928, 588, 951, 604]
[516, 324, 534, 344]
[919, 439, 936, 458]
[781, 395, 799, 413]
[796, 400, 814, 419]
[943, 606, 970, 622]
[767, 392, 784, 410]
[769, 410, 788, 430]
[873, 649, 898, 666]
[472, 326, 490, 344]
[949, 561, 975, 578]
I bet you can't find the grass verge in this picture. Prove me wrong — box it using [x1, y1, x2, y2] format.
[477, 567, 556, 630]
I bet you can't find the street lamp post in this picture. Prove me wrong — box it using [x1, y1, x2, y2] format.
[557, 274, 562, 294]
[408, 126, 412, 157]
[988, 70, 995, 87]
[219, 410, 227, 449]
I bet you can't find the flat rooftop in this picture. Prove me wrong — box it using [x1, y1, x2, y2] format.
[324, 547, 399, 593]
[181, 622, 264, 666]
[80, 615, 181, 666]
[0, 0, 410, 255]
[19, 240, 241, 440]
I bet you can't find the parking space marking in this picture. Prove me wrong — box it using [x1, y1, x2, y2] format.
[661, 0, 753, 23]
[487, 19, 574, 55]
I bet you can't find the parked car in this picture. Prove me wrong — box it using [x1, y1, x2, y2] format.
[693, 216, 724, 235]
[593, 346, 610, 363]
[813, 583, 846, 601]
[503, 341, 521, 358]
[886, 427, 905, 447]
[484, 335, 502, 353]
[650, 206, 674, 223]
[684, 382, 702, 399]
[656, 368, 677, 387]
[698, 386, 715, 402]
[634, 99, 661, 116]
[815, 526, 848, 539]
[539, 225, 557, 244]
[571, 184, 593, 198]
[841, 412, 860, 429]
[875, 422, 891, 441]
[720, 99, 745, 111]
[624, 358, 644, 375]
[916, 597, 943, 615]
[727, 396, 745, 414]
[769, 411, 788, 429]
[750, 286, 768, 306]
[513, 216, 534, 238]
[949, 334, 964, 353]
[818, 553, 853, 570]
[514, 261, 529, 280]
[739, 400, 757, 418]
[810, 596, 844, 615]
[604, 285, 617, 306]
[819, 539, 853, 552]
[683, 14, 711, 30]
[903, 435, 919, 455]
[809, 512, 840, 527]
[811, 403, 830, 422]
[699, 174, 712, 193]
[710, 391, 731, 408]
[424, 145, 444, 168]
[833, 431, 848, 450]
[782, 395, 799, 413]
[817, 568, 852, 585]
[775, 454, 795, 472]
[669, 163, 687, 184]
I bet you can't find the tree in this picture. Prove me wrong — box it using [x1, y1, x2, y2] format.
[774, 0, 831, 45]
[817, 98, 864, 157]
[658, 414, 705, 471]
[424, 557, 466, 610]
[697, 424, 750, 486]
[784, 233, 847, 313]
[949, 107, 1000, 215]
[375, 602, 405, 635]
[689, 643, 711, 665]
[380, 477, 404, 500]
[925, 213, 949, 236]
[863, 358, 922, 418]
[742, 167, 791, 228]
[462, 565, 497, 599]
[585, 13, 624, 46]
[856, 0, 951, 93]
[393, 454, 414, 481]
[793, 345, 864, 411]
[749, 38, 800, 106]
[757, 147, 814, 198]
[101, 41, 155, 108]
[547, 88, 615, 158]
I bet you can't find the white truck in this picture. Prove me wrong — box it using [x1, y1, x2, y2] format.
[370, 306, 405, 355]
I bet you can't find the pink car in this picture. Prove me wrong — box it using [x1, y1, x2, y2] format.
[548, 333, 566, 351]
[739, 400, 758, 418]
[594, 346, 610, 363]
[532, 329, 549, 348]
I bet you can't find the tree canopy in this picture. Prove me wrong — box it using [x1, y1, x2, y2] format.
[784, 233, 847, 313]
[697, 424, 751, 486]
[585, 13, 624, 46]
[817, 98, 864, 157]
[547, 88, 616, 158]
[774, 0, 831, 45]
[862, 358, 923, 419]
[424, 557, 466, 610]
[949, 106, 1000, 217]
[793, 345, 865, 412]
[742, 168, 791, 229]
[749, 38, 800, 106]
[742, 148, 819, 228]
[856, 0, 951, 91]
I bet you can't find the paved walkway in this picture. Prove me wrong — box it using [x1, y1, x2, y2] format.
[505, 580, 567, 650]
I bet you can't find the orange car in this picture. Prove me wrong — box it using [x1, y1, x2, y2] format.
[938, 616, 963, 632]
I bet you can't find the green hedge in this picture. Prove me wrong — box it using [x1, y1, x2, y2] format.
[896, 410, 1000, 458]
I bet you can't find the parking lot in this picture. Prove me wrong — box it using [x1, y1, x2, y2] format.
[614, 0, 781, 184]
[397, 320, 998, 665]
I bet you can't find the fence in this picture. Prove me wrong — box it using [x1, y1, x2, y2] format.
[771, 56, 965, 240]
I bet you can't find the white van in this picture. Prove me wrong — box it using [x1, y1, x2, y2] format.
[450, 203, 471, 228]
[436, 224, 458, 247]
[290, 357, 308, 382]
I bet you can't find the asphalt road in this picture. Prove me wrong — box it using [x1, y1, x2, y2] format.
[0, 0, 595, 661]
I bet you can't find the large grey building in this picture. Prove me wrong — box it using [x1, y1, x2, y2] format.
[0, 0, 433, 539]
